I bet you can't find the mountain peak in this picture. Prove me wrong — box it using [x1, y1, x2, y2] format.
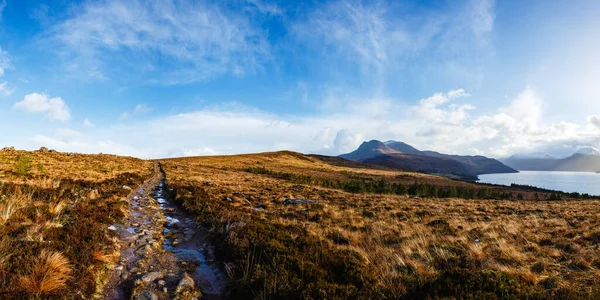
[363, 140, 387, 147]
[384, 141, 421, 155]
[339, 140, 397, 161]
[575, 147, 600, 156]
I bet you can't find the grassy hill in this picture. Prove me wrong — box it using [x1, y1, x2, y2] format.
[2, 149, 600, 298]
[0, 148, 151, 298]
[160, 151, 600, 298]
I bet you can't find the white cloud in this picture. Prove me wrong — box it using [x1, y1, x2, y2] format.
[134, 104, 152, 114]
[413, 90, 475, 124]
[448, 88, 470, 99]
[245, 0, 282, 16]
[0, 48, 13, 95]
[13, 87, 600, 160]
[44, 0, 269, 83]
[411, 87, 600, 157]
[120, 104, 152, 121]
[0, 47, 10, 77]
[0, 81, 13, 96]
[56, 128, 82, 138]
[181, 147, 218, 157]
[0, 0, 6, 22]
[295, 0, 496, 83]
[333, 130, 364, 154]
[468, 0, 495, 37]
[14, 93, 71, 121]
[296, 1, 406, 75]
[587, 115, 600, 129]
[83, 118, 94, 127]
[499, 87, 542, 129]
[32, 135, 144, 157]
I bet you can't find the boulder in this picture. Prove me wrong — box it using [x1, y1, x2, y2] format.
[141, 271, 163, 283]
[283, 199, 317, 205]
[38, 147, 49, 152]
[133, 290, 158, 300]
[176, 272, 195, 293]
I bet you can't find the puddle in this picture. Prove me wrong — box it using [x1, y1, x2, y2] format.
[104, 165, 227, 299]
[153, 176, 227, 298]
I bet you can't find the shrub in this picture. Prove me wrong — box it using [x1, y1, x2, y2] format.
[15, 154, 33, 176]
[413, 269, 541, 299]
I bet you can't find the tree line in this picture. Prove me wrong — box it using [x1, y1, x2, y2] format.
[244, 167, 545, 200]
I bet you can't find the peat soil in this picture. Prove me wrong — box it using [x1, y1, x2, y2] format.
[100, 164, 227, 299]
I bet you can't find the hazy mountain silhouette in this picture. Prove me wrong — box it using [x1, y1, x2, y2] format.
[503, 147, 600, 172]
[340, 140, 517, 180]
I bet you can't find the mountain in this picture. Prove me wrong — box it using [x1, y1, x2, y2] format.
[508, 153, 556, 160]
[340, 140, 517, 180]
[502, 147, 600, 172]
[339, 140, 398, 161]
[361, 153, 478, 180]
[574, 146, 600, 156]
[384, 140, 421, 155]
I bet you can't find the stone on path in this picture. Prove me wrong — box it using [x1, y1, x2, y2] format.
[141, 271, 163, 284]
[133, 290, 158, 300]
[176, 272, 195, 293]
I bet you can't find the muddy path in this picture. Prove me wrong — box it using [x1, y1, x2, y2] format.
[100, 163, 227, 300]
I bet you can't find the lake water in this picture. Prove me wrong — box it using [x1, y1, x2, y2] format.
[478, 171, 600, 196]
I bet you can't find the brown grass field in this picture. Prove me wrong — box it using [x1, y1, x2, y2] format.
[0, 148, 151, 299]
[2, 148, 600, 299]
[161, 151, 600, 299]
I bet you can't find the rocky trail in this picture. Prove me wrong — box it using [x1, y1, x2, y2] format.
[100, 164, 227, 300]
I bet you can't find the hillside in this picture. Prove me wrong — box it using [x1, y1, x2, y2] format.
[158, 151, 600, 298]
[0, 148, 152, 298]
[341, 140, 517, 179]
[3, 149, 600, 299]
[362, 153, 477, 180]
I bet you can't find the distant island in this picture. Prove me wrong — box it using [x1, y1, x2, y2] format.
[339, 140, 517, 180]
[501, 147, 600, 172]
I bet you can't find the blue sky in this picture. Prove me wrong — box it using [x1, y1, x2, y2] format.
[1, 0, 600, 158]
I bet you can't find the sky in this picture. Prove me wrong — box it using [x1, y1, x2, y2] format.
[1, 0, 600, 159]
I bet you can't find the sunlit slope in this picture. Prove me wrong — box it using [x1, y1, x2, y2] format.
[160, 151, 600, 298]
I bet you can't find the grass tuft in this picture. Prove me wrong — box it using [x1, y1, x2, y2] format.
[18, 250, 73, 295]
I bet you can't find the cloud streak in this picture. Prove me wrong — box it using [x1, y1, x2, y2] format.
[0, 47, 10, 77]
[294, 0, 496, 86]
[44, 0, 270, 84]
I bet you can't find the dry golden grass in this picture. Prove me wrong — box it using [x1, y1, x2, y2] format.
[92, 249, 120, 265]
[0, 193, 27, 225]
[1, 147, 598, 298]
[0, 149, 152, 298]
[0, 148, 151, 182]
[18, 249, 73, 295]
[161, 151, 600, 298]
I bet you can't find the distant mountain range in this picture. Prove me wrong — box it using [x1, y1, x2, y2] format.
[340, 140, 517, 180]
[501, 147, 600, 172]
